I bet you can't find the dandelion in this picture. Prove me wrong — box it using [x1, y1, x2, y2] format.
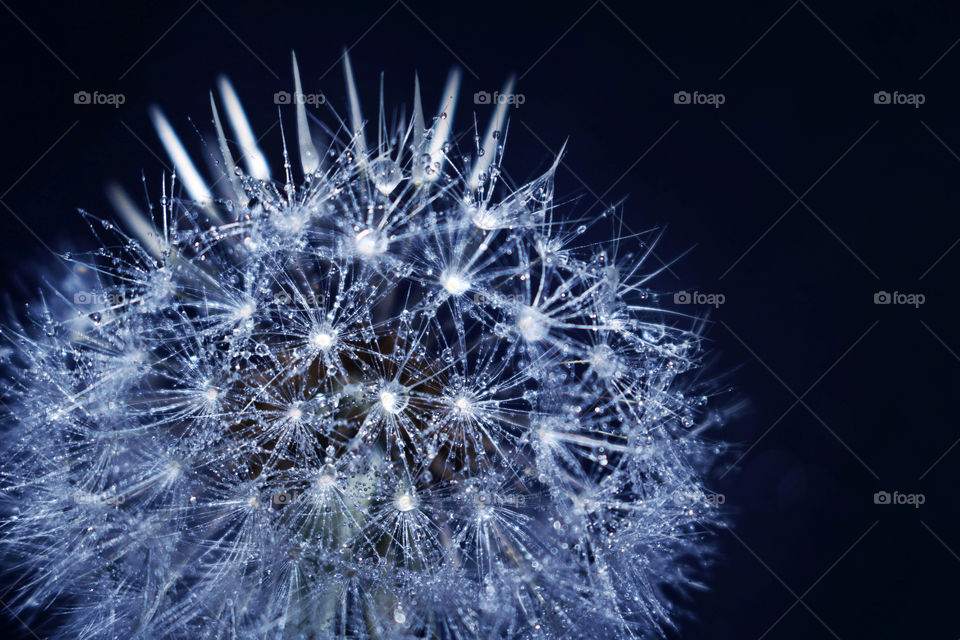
[0, 52, 726, 639]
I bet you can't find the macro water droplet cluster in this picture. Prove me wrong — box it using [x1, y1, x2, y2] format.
[0, 52, 726, 639]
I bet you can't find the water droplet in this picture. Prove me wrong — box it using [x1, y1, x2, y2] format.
[368, 158, 402, 195]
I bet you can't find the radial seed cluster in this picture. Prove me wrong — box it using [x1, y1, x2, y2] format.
[0, 54, 724, 639]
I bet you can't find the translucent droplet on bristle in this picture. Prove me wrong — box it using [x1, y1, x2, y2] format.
[368, 158, 402, 195]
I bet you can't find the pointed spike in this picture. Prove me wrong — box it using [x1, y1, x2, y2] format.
[378, 72, 387, 158]
[411, 73, 426, 185]
[217, 76, 271, 180]
[106, 182, 163, 258]
[149, 106, 221, 222]
[210, 92, 244, 199]
[396, 103, 408, 161]
[291, 52, 320, 176]
[342, 50, 367, 162]
[277, 112, 295, 204]
[425, 69, 461, 182]
[468, 75, 515, 190]
[554, 138, 569, 170]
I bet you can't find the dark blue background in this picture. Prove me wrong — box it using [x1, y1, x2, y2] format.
[0, 1, 956, 638]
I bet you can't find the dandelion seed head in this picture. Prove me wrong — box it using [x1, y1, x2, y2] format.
[203, 385, 219, 402]
[309, 327, 335, 350]
[440, 270, 471, 296]
[166, 460, 183, 480]
[394, 491, 418, 513]
[589, 343, 620, 378]
[378, 382, 409, 415]
[0, 52, 729, 640]
[517, 306, 549, 342]
[450, 393, 474, 415]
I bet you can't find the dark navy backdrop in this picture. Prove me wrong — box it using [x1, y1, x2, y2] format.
[0, 1, 956, 638]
